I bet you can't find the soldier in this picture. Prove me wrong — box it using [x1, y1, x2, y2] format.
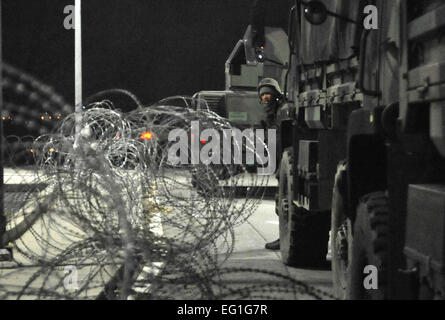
[258, 78, 283, 250]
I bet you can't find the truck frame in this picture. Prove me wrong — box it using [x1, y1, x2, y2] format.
[256, 0, 445, 299]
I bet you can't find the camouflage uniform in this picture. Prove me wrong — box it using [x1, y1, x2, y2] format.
[258, 78, 283, 250]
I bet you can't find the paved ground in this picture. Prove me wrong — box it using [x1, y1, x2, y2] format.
[4, 192, 30, 215]
[1, 169, 333, 300]
[0, 169, 122, 300]
[3, 168, 43, 215]
[216, 199, 333, 300]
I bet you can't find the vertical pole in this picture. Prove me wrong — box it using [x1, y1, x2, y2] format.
[74, 0, 82, 148]
[0, 0, 5, 249]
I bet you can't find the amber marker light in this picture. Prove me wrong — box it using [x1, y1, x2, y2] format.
[140, 131, 154, 140]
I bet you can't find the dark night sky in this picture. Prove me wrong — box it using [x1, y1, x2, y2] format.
[3, 0, 291, 110]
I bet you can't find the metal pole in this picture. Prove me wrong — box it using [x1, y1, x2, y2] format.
[0, 0, 6, 249]
[74, 0, 82, 149]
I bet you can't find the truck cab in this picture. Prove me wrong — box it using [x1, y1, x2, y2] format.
[194, 25, 289, 130]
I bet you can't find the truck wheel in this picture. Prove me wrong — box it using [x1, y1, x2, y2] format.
[331, 162, 352, 299]
[278, 148, 330, 267]
[348, 192, 389, 299]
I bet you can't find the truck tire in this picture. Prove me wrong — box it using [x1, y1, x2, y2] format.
[348, 191, 389, 300]
[278, 148, 330, 267]
[331, 162, 352, 299]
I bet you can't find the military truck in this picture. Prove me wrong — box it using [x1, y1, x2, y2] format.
[193, 25, 290, 170]
[190, 25, 290, 198]
[194, 24, 289, 127]
[246, 0, 445, 300]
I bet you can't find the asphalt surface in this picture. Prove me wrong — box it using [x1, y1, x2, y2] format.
[216, 199, 333, 300]
[1, 169, 333, 300]
[134, 197, 334, 300]
[4, 192, 33, 216]
[3, 168, 45, 217]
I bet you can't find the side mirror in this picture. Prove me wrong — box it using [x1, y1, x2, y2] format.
[303, 1, 328, 25]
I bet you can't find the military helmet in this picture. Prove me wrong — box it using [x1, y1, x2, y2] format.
[257, 78, 283, 99]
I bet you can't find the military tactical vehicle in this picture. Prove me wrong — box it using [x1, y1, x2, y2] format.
[194, 24, 289, 126]
[243, 0, 445, 300]
[193, 25, 289, 163]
